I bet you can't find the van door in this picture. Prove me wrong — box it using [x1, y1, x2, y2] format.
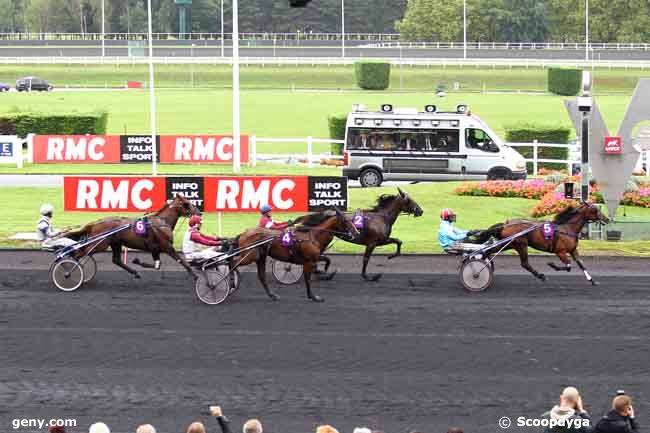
[463, 128, 501, 180]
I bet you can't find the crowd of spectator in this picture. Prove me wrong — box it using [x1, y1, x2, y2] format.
[46, 388, 639, 433]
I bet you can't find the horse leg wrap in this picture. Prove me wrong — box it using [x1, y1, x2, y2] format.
[154, 260, 161, 270]
[583, 269, 592, 281]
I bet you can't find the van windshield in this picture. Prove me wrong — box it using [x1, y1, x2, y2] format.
[466, 128, 499, 153]
[347, 128, 459, 152]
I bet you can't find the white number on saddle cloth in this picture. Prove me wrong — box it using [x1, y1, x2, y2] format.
[134, 219, 148, 236]
[542, 222, 555, 240]
[352, 214, 365, 229]
[281, 231, 294, 248]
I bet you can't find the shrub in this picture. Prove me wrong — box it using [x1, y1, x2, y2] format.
[548, 68, 582, 96]
[505, 122, 571, 172]
[531, 191, 580, 217]
[454, 179, 555, 200]
[327, 113, 347, 155]
[0, 111, 108, 137]
[354, 60, 391, 90]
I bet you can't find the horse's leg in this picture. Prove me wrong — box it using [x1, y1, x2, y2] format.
[316, 255, 337, 280]
[548, 251, 572, 272]
[570, 250, 598, 286]
[132, 250, 161, 269]
[303, 261, 324, 303]
[362, 244, 382, 282]
[514, 242, 546, 281]
[111, 242, 141, 278]
[387, 237, 403, 260]
[256, 254, 279, 301]
[163, 246, 198, 279]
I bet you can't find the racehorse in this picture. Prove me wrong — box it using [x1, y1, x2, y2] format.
[231, 209, 357, 302]
[63, 195, 200, 279]
[473, 202, 610, 285]
[336, 188, 424, 281]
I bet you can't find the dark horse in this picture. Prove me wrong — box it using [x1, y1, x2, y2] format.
[64, 195, 200, 279]
[232, 209, 356, 302]
[336, 188, 423, 281]
[474, 202, 610, 285]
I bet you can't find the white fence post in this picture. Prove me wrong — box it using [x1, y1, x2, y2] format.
[27, 133, 34, 164]
[307, 136, 313, 168]
[251, 135, 257, 167]
[532, 139, 538, 176]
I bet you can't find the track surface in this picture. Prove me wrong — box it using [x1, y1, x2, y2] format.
[1, 253, 649, 433]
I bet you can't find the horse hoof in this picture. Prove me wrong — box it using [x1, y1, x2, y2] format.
[387, 254, 398, 260]
[591, 280, 599, 286]
[132, 258, 141, 265]
[364, 273, 382, 282]
[310, 295, 325, 303]
[269, 293, 280, 301]
[133, 273, 141, 279]
[538, 274, 547, 281]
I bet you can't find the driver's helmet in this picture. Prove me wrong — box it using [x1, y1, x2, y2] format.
[260, 204, 273, 215]
[189, 215, 203, 227]
[40, 203, 54, 216]
[440, 208, 456, 222]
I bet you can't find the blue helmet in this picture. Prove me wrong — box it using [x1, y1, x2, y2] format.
[260, 204, 273, 214]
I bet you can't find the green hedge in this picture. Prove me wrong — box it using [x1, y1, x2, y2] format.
[354, 60, 391, 90]
[327, 113, 347, 155]
[505, 122, 571, 172]
[0, 111, 108, 137]
[548, 68, 582, 96]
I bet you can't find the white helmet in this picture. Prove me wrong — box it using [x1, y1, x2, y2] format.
[39, 203, 54, 216]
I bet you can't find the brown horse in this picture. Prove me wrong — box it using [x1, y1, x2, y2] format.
[474, 202, 610, 285]
[336, 188, 424, 281]
[64, 195, 200, 279]
[232, 209, 356, 302]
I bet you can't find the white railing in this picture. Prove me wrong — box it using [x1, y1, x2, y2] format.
[250, 136, 344, 168]
[508, 141, 573, 175]
[363, 41, 650, 51]
[2, 56, 650, 69]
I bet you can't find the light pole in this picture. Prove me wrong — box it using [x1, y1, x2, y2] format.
[147, 0, 158, 176]
[585, 0, 589, 61]
[341, 0, 345, 58]
[191, 43, 195, 87]
[101, 0, 105, 57]
[463, 0, 467, 60]
[221, 0, 225, 57]
[232, 0, 241, 173]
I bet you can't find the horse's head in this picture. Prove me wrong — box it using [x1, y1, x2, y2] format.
[397, 188, 424, 217]
[582, 201, 610, 224]
[168, 194, 200, 217]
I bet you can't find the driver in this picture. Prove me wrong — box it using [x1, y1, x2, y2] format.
[438, 208, 481, 253]
[37, 204, 77, 249]
[258, 204, 293, 230]
[182, 215, 227, 262]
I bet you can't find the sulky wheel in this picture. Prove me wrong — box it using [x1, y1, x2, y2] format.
[271, 259, 303, 285]
[459, 258, 493, 293]
[195, 268, 231, 305]
[79, 256, 97, 283]
[51, 258, 85, 292]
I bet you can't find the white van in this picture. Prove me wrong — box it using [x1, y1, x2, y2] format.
[342, 104, 527, 187]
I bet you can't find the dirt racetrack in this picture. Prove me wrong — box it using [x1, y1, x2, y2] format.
[1, 252, 649, 433]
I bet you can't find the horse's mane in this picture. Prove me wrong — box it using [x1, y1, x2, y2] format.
[294, 211, 335, 231]
[367, 194, 399, 212]
[553, 205, 580, 224]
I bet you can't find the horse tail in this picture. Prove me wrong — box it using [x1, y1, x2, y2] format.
[63, 223, 93, 241]
[473, 223, 504, 244]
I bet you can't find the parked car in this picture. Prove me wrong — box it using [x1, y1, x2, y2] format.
[0, 83, 10, 92]
[16, 77, 53, 92]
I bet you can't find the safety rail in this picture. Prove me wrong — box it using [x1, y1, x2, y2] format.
[508, 141, 573, 175]
[250, 136, 344, 169]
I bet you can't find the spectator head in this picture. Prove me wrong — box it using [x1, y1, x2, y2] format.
[243, 419, 263, 433]
[315, 425, 339, 433]
[186, 422, 206, 433]
[613, 394, 633, 416]
[49, 426, 66, 433]
[136, 424, 156, 433]
[353, 428, 372, 433]
[560, 386, 580, 407]
[447, 429, 464, 433]
[89, 423, 111, 433]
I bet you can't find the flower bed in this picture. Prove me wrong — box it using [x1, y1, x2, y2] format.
[531, 192, 580, 217]
[454, 179, 555, 200]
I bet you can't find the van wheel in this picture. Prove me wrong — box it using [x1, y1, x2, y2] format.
[487, 168, 512, 181]
[359, 168, 383, 187]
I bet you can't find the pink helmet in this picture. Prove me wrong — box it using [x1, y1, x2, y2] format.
[440, 208, 456, 221]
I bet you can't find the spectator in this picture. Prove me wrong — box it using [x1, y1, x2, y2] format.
[49, 426, 66, 433]
[316, 425, 339, 433]
[353, 428, 372, 433]
[186, 422, 206, 433]
[593, 394, 639, 433]
[135, 425, 156, 433]
[447, 429, 464, 433]
[243, 419, 263, 433]
[89, 423, 110, 433]
[540, 386, 591, 433]
[209, 405, 262, 433]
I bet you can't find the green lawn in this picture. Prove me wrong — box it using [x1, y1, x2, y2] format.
[3, 182, 650, 255]
[1, 64, 649, 93]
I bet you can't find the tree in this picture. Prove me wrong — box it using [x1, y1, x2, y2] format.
[396, 0, 462, 41]
[499, 0, 548, 42]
